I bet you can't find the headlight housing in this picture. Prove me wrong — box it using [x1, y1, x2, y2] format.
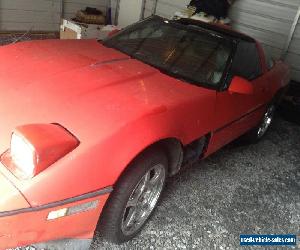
[1, 124, 80, 179]
[10, 132, 37, 177]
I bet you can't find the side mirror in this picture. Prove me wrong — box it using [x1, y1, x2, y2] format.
[229, 76, 254, 95]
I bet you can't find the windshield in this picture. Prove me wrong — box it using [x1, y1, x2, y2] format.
[103, 17, 233, 89]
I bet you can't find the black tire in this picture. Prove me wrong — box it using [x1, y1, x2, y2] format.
[97, 148, 168, 243]
[243, 103, 276, 143]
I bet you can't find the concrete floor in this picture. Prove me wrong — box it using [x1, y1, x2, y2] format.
[91, 116, 300, 249]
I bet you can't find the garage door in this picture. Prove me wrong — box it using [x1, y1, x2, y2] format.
[63, 0, 108, 20]
[143, 0, 300, 83]
[286, 16, 300, 82]
[0, 0, 109, 31]
[0, 0, 62, 31]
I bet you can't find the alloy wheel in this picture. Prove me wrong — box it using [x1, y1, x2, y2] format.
[257, 105, 275, 138]
[121, 164, 166, 236]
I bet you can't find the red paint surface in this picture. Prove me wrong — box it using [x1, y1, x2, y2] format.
[0, 37, 289, 248]
[0, 193, 109, 249]
[0, 171, 30, 212]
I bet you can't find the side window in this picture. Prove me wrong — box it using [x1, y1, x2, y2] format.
[231, 41, 262, 80]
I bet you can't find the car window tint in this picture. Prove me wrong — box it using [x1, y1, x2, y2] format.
[167, 34, 231, 86]
[231, 41, 262, 80]
[104, 19, 232, 89]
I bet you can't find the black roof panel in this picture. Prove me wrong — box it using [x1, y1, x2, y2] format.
[173, 18, 256, 43]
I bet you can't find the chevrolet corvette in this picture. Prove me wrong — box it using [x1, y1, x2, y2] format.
[0, 16, 290, 249]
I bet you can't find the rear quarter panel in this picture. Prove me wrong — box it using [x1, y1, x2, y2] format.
[267, 61, 290, 99]
[257, 41, 290, 100]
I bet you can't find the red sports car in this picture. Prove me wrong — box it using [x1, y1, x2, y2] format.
[0, 16, 289, 249]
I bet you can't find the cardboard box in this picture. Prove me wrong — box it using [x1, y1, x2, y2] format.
[60, 27, 78, 39]
[60, 19, 105, 40]
[60, 19, 120, 40]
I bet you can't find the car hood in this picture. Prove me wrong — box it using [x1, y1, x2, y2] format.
[0, 39, 212, 152]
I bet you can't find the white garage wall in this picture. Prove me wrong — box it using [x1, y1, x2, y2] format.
[144, 0, 300, 82]
[228, 0, 300, 82]
[0, 0, 111, 32]
[286, 17, 300, 81]
[117, 0, 144, 28]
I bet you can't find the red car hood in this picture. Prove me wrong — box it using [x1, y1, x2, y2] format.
[0, 39, 213, 152]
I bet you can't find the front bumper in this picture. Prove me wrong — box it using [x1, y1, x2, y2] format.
[0, 187, 112, 250]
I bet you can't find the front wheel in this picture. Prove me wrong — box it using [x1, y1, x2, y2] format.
[97, 149, 168, 243]
[244, 104, 276, 143]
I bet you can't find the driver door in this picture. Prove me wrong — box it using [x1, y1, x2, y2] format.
[208, 40, 267, 154]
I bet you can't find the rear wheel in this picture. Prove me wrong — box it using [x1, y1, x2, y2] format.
[257, 105, 276, 138]
[244, 104, 276, 143]
[97, 149, 168, 243]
